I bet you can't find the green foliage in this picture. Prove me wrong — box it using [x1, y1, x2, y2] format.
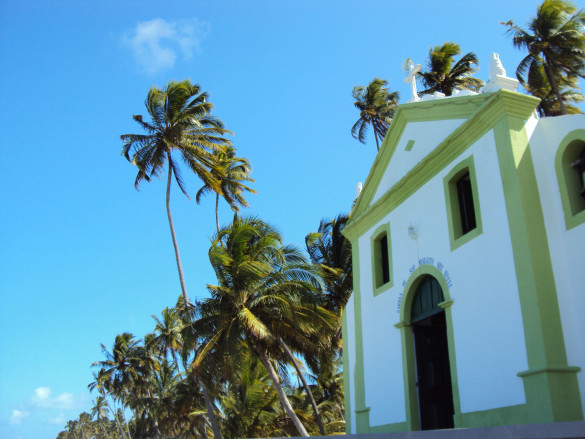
[75, 215, 347, 438]
[218, 354, 285, 438]
[57, 411, 122, 438]
[417, 42, 484, 97]
[521, 61, 585, 116]
[502, 0, 585, 115]
[121, 79, 232, 195]
[196, 145, 257, 231]
[306, 213, 352, 315]
[121, 79, 234, 308]
[352, 78, 399, 151]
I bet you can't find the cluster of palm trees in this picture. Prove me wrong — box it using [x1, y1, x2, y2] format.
[352, 0, 585, 149]
[56, 214, 351, 438]
[56, 78, 352, 438]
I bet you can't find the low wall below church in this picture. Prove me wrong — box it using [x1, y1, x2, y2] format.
[264, 421, 585, 439]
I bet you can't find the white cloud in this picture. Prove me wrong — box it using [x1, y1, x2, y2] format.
[31, 387, 85, 410]
[34, 387, 51, 400]
[10, 409, 29, 425]
[48, 414, 67, 426]
[123, 18, 210, 74]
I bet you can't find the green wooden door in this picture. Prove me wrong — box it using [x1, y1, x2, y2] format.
[411, 276, 454, 430]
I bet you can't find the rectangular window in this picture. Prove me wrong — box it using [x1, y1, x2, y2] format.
[456, 173, 476, 235]
[570, 147, 585, 203]
[371, 224, 393, 295]
[443, 156, 483, 251]
[380, 235, 390, 285]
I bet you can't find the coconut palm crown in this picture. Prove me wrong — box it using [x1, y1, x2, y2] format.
[196, 145, 256, 232]
[417, 42, 484, 97]
[121, 79, 232, 305]
[351, 78, 399, 151]
[521, 61, 585, 116]
[502, 0, 585, 115]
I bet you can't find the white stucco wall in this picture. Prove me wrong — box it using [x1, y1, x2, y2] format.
[372, 119, 467, 204]
[358, 232, 406, 426]
[356, 128, 529, 427]
[529, 114, 585, 417]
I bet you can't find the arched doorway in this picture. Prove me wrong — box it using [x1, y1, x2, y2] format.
[411, 275, 454, 430]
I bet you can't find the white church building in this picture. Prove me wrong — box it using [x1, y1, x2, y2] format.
[341, 55, 585, 434]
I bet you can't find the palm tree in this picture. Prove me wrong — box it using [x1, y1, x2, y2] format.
[196, 145, 256, 232]
[417, 42, 484, 96]
[306, 214, 352, 316]
[92, 333, 164, 437]
[520, 60, 584, 116]
[151, 307, 184, 373]
[150, 307, 220, 437]
[351, 78, 399, 151]
[121, 79, 232, 305]
[93, 333, 146, 403]
[502, 0, 585, 115]
[88, 371, 128, 439]
[90, 396, 112, 439]
[193, 216, 336, 437]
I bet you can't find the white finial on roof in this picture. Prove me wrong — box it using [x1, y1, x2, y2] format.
[404, 59, 422, 103]
[481, 53, 519, 93]
[489, 53, 507, 80]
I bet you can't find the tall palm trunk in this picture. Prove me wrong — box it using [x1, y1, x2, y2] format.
[278, 337, 326, 436]
[254, 341, 310, 437]
[177, 350, 222, 439]
[166, 154, 221, 438]
[191, 374, 222, 439]
[179, 329, 222, 439]
[215, 194, 220, 233]
[101, 391, 128, 439]
[166, 157, 189, 305]
[374, 127, 380, 151]
[543, 53, 567, 115]
[121, 411, 132, 439]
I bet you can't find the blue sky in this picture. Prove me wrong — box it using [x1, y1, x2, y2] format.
[1, 1, 581, 437]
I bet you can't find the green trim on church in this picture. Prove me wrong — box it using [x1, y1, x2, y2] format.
[493, 116, 583, 422]
[370, 223, 393, 296]
[443, 155, 483, 251]
[555, 129, 585, 230]
[342, 310, 351, 435]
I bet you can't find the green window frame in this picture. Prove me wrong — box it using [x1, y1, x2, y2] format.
[555, 129, 585, 230]
[370, 223, 393, 296]
[444, 155, 483, 251]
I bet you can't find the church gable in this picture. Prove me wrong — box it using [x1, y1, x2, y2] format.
[351, 94, 491, 221]
[372, 117, 467, 204]
[345, 90, 539, 241]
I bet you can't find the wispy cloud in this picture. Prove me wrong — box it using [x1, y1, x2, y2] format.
[48, 414, 67, 425]
[30, 386, 86, 410]
[10, 409, 29, 425]
[123, 18, 210, 74]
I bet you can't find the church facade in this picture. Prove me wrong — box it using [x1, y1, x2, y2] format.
[342, 59, 585, 434]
